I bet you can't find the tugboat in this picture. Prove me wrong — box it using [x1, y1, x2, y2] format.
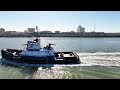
[1, 26, 80, 66]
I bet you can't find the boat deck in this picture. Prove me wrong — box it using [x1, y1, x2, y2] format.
[57, 53, 74, 57]
[55, 52, 77, 59]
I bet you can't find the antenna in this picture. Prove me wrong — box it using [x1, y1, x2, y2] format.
[94, 24, 96, 32]
[36, 26, 41, 48]
[36, 26, 39, 39]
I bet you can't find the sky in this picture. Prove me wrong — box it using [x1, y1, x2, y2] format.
[0, 11, 120, 33]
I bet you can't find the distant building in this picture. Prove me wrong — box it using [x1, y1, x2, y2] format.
[0, 28, 5, 34]
[16, 32, 24, 34]
[77, 25, 81, 32]
[61, 32, 71, 33]
[81, 27, 85, 32]
[55, 31, 60, 33]
[40, 31, 53, 33]
[27, 28, 35, 33]
[5, 31, 16, 34]
[24, 30, 28, 34]
[77, 25, 85, 33]
[70, 30, 75, 33]
[24, 30, 27, 32]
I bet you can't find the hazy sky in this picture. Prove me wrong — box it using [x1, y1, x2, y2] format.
[0, 11, 120, 33]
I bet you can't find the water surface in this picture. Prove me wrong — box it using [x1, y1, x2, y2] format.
[0, 37, 120, 79]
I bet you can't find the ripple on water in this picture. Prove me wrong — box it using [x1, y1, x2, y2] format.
[1, 52, 120, 79]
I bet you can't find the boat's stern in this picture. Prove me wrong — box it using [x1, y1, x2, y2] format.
[73, 52, 81, 64]
[54, 52, 80, 64]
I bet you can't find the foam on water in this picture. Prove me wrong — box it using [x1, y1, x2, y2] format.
[1, 52, 120, 67]
[78, 52, 120, 67]
[34, 52, 120, 79]
[1, 52, 120, 79]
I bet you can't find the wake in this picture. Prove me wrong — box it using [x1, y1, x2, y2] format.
[1, 52, 120, 67]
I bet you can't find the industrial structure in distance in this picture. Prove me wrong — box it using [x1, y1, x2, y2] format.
[0, 25, 120, 37]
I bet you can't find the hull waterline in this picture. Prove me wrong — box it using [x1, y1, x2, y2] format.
[1, 49, 80, 66]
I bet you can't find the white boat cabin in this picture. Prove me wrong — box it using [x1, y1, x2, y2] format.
[20, 38, 55, 57]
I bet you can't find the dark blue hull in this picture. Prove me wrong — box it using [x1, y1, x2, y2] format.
[1, 49, 80, 65]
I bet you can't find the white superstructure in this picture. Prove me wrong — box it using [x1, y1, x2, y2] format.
[20, 26, 55, 57]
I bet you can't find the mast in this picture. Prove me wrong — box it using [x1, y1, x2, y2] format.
[35, 26, 41, 48]
[36, 26, 39, 39]
[36, 26, 40, 41]
[94, 24, 96, 32]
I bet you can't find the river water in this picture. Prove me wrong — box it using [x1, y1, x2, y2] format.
[0, 37, 120, 79]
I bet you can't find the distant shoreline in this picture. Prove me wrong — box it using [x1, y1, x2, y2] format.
[1, 36, 120, 38]
[1, 32, 120, 37]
